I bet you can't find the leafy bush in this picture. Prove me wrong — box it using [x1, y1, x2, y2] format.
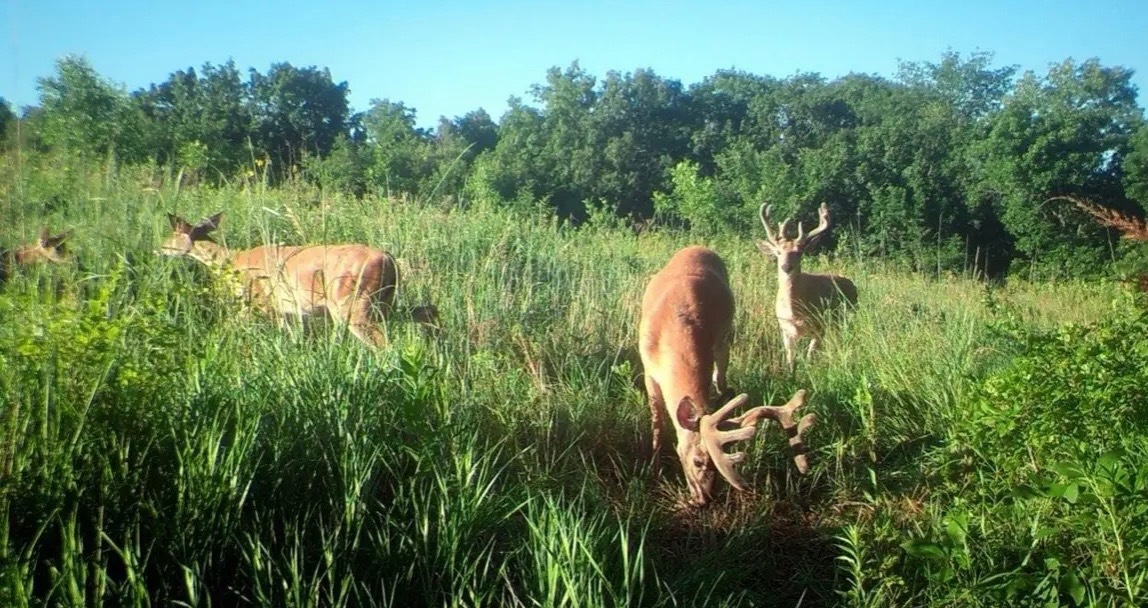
[962, 310, 1148, 469]
[907, 310, 1148, 606]
[653, 160, 738, 234]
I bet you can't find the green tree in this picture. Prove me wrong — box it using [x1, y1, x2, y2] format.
[0, 98, 14, 148]
[361, 99, 428, 196]
[686, 70, 780, 174]
[37, 55, 146, 162]
[971, 58, 1143, 275]
[897, 50, 1017, 122]
[248, 63, 350, 174]
[589, 68, 693, 217]
[1123, 124, 1148, 205]
[437, 108, 499, 159]
[134, 61, 254, 177]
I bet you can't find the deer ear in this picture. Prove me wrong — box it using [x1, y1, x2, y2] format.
[189, 212, 222, 241]
[45, 229, 72, 249]
[675, 397, 703, 432]
[203, 212, 223, 230]
[168, 213, 192, 233]
[755, 240, 777, 257]
[38, 227, 51, 247]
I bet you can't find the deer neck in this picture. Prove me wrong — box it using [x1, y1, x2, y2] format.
[189, 241, 234, 269]
[776, 268, 802, 298]
[775, 269, 803, 318]
[12, 245, 41, 264]
[661, 361, 715, 436]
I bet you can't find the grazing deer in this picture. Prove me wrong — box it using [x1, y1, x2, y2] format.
[757, 203, 858, 372]
[159, 212, 398, 348]
[639, 246, 816, 507]
[1, 228, 73, 284]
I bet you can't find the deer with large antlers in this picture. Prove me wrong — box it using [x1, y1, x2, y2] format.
[757, 203, 858, 372]
[1, 228, 73, 284]
[639, 246, 816, 507]
[160, 212, 398, 348]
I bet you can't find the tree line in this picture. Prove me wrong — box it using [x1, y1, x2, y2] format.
[2, 51, 1146, 277]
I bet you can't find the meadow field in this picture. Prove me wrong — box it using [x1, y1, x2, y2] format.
[2, 164, 1146, 607]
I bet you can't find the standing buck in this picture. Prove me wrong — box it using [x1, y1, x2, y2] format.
[160, 212, 398, 348]
[757, 203, 858, 372]
[1, 228, 73, 284]
[639, 246, 816, 507]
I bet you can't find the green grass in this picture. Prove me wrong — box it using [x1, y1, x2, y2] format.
[1, 158, 1145, 606]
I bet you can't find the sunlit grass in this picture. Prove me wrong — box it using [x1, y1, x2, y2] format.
[1, 159, 1142, 606]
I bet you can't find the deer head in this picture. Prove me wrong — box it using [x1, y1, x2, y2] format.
[756, 203, 832, 275]
[675, 390, 816, 506]
[31, 228, 73, 263]
[160, 212, 224, 259]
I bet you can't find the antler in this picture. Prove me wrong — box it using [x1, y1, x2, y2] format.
[796, 203, 831, 249]
[760, 202, 804, 245]
[698, 393, 759, 491]
[727, 389, 816, 474]
[698, 390, 817, 492]
[759, 203, 780, 246]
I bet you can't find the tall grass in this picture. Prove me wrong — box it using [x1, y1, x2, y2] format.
[1, 157, 1144, 606]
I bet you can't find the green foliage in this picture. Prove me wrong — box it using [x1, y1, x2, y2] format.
[134, 60, 254, 174]
[1124, 124, 1148, 204]
[653, 159, 735, 233]
[964, 310, 1148, 467]
[248, 63, 351, 171]
[890, 309, 1148, 606]
[0, 98, 14, 149]
[36, 55, 146, 162]
[970, 59, 1144, 275]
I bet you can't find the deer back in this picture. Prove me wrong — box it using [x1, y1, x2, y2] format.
[231, 244, 397, 318]
[639, 246, 733, 399]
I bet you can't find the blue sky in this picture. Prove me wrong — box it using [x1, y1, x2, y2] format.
[2, 0, 1146, 128]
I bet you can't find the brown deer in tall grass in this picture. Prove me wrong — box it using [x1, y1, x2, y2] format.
[1, 228, 73, 284]
[639, 246, 816, 507]
[757, 203, 858, 372]
[159, 212, 398, 348]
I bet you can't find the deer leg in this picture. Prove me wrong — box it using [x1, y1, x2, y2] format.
[780, 323, 799, 374]
[644, 375, 665, 479]
[712, 334, 731, 400]
[348, 321, 387, 349]
[806, 336, 820, 360]
[373, 282, 397, 321]
[330, 275, 388, 349]
[346, 296, 387, 348]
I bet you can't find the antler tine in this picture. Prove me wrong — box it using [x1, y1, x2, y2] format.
[777, 218, 791, 241]
[709, 392, 749, 422]
[789, 413, 816, 473]
[798, 202, 832, 248]
[759, 203, 779, 244]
